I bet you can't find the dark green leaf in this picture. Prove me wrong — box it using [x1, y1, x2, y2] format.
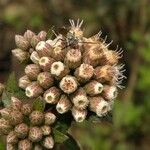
[53, 129, 69, 144]
[63, 134, 80, 150]
[1, 91, 11, 107]
[6, 72, 18, 94]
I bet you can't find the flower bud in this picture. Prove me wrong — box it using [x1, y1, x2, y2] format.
[89, 96, 110, 117]
[72, 107, 87, 122]
[52, 46, 65, 61]
[19, 75, 31, 90]
[72, 88, 89, 110]
[0, 118, 12, 134]
[84, 80, 103, 96]
[83, 45, 103, 67]
[43, 87, 61, 104]
[6, 144, 17, 150]
[0, 83, 5, 96]
[38, 31, 47, 41]
[74, 63, 94, 83]
[21, 103, 32, 116]
[25, 64, 41, 80]
[100, 50, 119, 65]
[15, 35, 30, 51]
[102, 85, 118, 100]
[64, 49, 81, 69]
[39, 57, 55, 71]
[37, 72, 54, 89]
[11, 97, 22, 110]
[24, 30, 35, 42]
[15, 123, 29, 139]
[12, 49, 29, 62]
[25, 82, 43, 98]
[94, 65, 115, 83]
[41, 125, 51, 136]
[9, 110, 23, 126]
[7, 131, 18, 144]
[29, 127, 43, 142]
[45, 112, 56, 125]
[30, 51, 40, 64]
[29, 111, 44, 125]
[56, 94, 72, 114]
[36, 41, 52, 57]
[43, 136, 54, 149]
[0, 108, 10, 120]
[59, 75, 78, 94]
[18, 139, 32, 150]
[31, 35, 40, 48]
[51, 61, 69, 80]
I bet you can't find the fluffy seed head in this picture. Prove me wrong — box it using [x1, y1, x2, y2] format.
[6, 144, 17, 150]
[52, 46, 65, 61]
[29, 127, 43, 142]
[11, 97, 22, 110]
[60, 75, 78, 94]
[33, 144, 42, 150]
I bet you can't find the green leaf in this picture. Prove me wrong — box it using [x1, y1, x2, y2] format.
[32, 97, 45, 112]
[53, 129, 69, 144]
[1, 91, 11, 107]
[63, 134, 80, 150]
[6, 72, 18, 94]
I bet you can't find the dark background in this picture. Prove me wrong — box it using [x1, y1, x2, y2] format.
[0, 0, 150, 149]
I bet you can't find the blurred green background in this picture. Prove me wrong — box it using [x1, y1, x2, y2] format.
[0, 0, 150, 150]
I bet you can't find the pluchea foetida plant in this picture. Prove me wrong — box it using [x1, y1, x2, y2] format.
[12, 20, 125, 123]
[0, 97, 56, 150]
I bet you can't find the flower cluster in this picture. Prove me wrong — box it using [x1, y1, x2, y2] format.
[12, 20, 125, 122]
[0, 97, 56, 150]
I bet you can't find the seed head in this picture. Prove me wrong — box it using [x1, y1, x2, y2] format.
[19, 75, 31, 90]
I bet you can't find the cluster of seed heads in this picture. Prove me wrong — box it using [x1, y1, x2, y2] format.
[12, 20, 125, 123]
[0, 97, 56, 150]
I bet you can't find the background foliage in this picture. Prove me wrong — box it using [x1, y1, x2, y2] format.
[0, 0, 150, 149]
